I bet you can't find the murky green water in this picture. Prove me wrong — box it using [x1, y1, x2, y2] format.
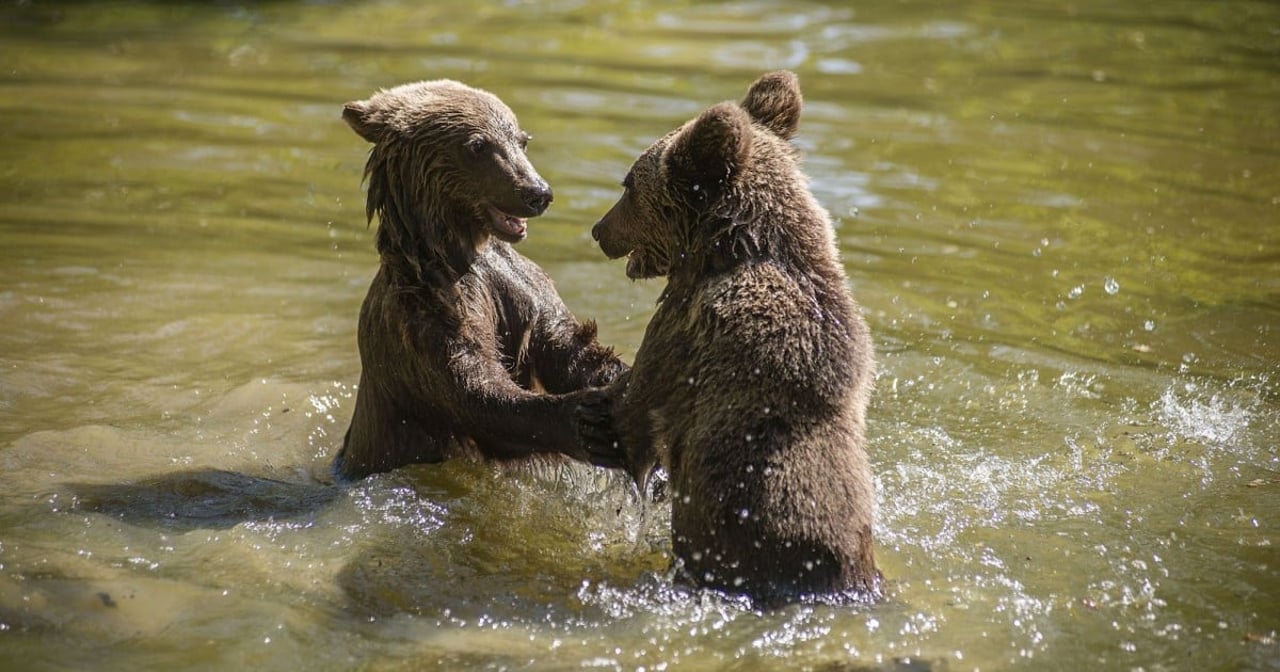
[2, 1, 1277, 670]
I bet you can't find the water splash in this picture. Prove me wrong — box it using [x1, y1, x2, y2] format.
[1154, 383, 1254, 447]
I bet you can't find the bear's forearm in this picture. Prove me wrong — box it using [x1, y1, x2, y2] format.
[459, 393, 579, 459]
[445, 369, 621, 466]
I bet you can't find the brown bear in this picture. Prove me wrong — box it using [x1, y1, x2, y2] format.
[334, 80, 627, 480]
[579, 71, 880, 604]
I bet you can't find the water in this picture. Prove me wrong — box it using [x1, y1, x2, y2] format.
[2, 1, 1278, 670]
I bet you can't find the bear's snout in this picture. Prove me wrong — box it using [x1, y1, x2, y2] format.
[520, 181, 553, 216]
[591, 219, 621, 253]
[592, 199, 633, 259]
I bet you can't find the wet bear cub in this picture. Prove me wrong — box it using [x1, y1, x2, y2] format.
[334, 80, 626, 480]
[581, 71, 880, 604]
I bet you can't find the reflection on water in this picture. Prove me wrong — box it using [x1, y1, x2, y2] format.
[1, 1, 1277, 670]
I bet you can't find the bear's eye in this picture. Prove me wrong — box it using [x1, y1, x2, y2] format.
[466, 136, 489, 156]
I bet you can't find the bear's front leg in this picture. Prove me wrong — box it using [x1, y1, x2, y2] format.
[432, 339, 603, 465]
[571, 370, 662, 485]
[567, 375, 628, 468]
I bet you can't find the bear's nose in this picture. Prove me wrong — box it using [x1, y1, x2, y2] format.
[523, 182, 553, 215]
[591, 221, 603, 241]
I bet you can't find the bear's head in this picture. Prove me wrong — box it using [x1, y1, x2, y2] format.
[591, 70, 805, 279]
[343, 80, 552, 250]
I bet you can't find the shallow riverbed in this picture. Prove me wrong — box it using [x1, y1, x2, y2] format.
[1, 1, 1277, 670]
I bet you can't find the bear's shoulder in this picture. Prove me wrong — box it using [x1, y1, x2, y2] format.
[685, 261, 823, 354]
[698, 261, 813, 321]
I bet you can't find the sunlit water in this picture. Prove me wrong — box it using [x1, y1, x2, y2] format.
[2, 1, 1278, 670]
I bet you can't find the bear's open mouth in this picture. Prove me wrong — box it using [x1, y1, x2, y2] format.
[625, 248, 668, 279]
[485, 205, 528, 240]
[625, 251, 645, 278]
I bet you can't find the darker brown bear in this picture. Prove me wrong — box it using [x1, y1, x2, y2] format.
[334, 80, 627, 480]
[581, 71, 880, 604]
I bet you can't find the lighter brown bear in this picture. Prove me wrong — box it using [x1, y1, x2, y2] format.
[580, 71, 880, 604]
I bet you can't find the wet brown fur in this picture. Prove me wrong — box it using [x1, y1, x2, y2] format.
[334, 80, 626, 480]
[581, 71, 880, 604]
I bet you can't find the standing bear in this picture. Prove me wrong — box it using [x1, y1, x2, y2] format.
[580, 71, 880, 604]
[334, 80, 627, 480]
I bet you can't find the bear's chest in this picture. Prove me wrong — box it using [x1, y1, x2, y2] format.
[466, 255, 550, 387]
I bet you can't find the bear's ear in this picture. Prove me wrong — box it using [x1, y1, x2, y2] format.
[342, 99, 386, 144]
[740, 70, 802, 140]
[664, 102, 752, 203]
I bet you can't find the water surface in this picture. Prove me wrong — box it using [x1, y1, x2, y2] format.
[1, 1, 1278, 670]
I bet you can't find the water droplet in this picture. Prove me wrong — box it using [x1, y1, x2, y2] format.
[1067, 284, 1084, 299]
[1104, 277, 1120, 295]
[1144, 320, 1156, 332]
